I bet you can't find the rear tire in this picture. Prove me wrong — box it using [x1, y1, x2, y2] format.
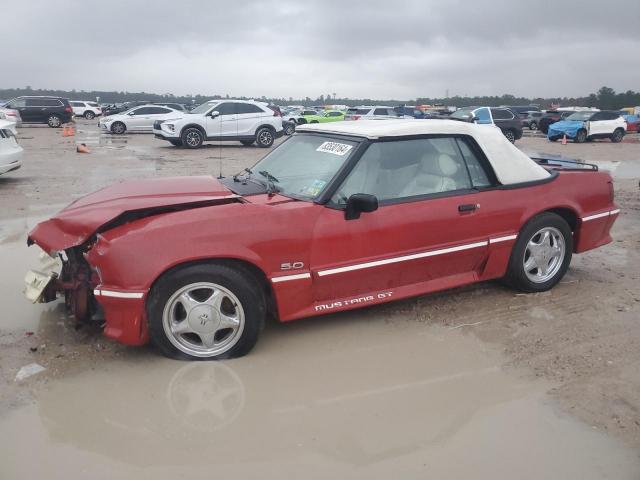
[110, 121, 126, 134]
[147, 263, 266, 360]
[503, 212, 573, 293]
[84, 111, 95, 120]
[575, 129, 587, 143]
[284, 123, 295, 135]
[255, 127, 274, 148]
[530, 122, 538, 131]
[610, 128, 624, 143]
[503, 129, 516, 143]
[181, 127, 204, 148]
[47, 115, 62, 128]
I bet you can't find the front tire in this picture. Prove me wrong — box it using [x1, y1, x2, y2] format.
[255, 127, 274, 148]
[84, 111, 95, 120]
[530, 122, 538, 131]
[503, 213, 573, 293]
[47, 115, 62, 128]
[575, 129, 587, 143]
[181, 127, 204, 148]
[110, 121, 126, 134]
[147, 263, 265, 360]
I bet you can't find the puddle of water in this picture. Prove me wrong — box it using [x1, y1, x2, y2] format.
[0, 216, 61, 331]
[0, 316, 637, 479]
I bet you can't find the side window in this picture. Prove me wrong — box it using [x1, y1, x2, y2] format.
[214, 103, 237, 115]
[6, 99, 26, 108]
[605, 112, 620, 120]
[329, 111, 341, 117]
[70, 102, 82, 107]
[146, 107, 171, 114]
[331, 137, 473, 204]
[474, 107, 492, 124]
[236, 103, 263, 114]
[374, 108, 390, 115]
[455, 138, 492, 188]
[130, 107, 147, 115]
[491, 109, 513, 120]
[26, 98, 41, 107]
[590, 112, 604, 121]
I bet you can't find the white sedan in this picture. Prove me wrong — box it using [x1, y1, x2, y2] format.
[99, 105, 185, 134]
[0, 119, 23, 176]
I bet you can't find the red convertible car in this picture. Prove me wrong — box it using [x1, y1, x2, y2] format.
[25, 120, 619, 360]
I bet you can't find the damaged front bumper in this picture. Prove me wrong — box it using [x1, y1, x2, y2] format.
[23, 251, 62, 303]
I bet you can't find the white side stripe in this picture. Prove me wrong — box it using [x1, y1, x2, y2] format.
[489, 234, 517, 244]
[317, 241, 488, 277]
[94, 289, 144, 299]
[581, 209, 620, 222]
[271, 273, 311, 283]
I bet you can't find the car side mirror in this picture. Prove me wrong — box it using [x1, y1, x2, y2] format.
[127, 112, 135, 116]
[345, 193, 378, 220]
[210, 110, 220, 118]
[471, 116, 479, 123]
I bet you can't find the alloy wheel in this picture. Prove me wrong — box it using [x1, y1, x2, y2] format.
[523, 227, 565, 283]
[162, 282, 245, 358]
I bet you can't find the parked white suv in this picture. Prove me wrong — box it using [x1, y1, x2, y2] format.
[69, 101, 102, 119]
[153, 99, 283, 148]
[345, 105, 410, 120]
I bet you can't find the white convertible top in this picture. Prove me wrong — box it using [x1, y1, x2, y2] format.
[297, 119, 550, 185]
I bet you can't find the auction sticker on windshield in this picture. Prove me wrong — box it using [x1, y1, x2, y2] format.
[316, 141, 353, 156]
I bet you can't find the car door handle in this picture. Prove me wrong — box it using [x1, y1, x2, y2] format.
[458, 203, 479, 212]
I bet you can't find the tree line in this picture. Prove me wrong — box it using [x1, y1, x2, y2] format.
[0, 86, 638, 110]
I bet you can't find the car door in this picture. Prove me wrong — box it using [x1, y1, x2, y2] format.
[124, 107, 150, 130]
[137, 107, 174, 130]
[236, 103, 265, 136]
[205, 102, 238, 138]
[309, 136, 498, 304]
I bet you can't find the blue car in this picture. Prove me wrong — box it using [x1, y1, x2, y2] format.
[547, 110, 627, 143]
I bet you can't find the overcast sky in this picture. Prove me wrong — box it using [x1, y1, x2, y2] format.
[4, 0, 640, 99]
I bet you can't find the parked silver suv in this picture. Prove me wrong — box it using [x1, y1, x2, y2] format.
[154, 99, 284, 148]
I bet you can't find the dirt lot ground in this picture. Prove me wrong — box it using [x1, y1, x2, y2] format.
[1, 121, 639, 478]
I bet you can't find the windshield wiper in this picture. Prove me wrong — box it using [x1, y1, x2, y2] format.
[258, 170, 280, 197]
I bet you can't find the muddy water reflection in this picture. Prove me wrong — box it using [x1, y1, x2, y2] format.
[1, 316, 639, 479]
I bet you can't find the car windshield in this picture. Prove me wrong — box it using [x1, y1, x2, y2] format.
[566, 112, 595, 121]
[190, 102, 216, 114]
[450, 108, 475, 120]
[246, 134, 359, 201]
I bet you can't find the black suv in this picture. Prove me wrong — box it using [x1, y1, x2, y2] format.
[489, 108, 523, 142]
[2, 96, 73, 127]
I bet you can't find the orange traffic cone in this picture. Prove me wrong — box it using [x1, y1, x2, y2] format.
[68, 123, 76, 136]
[76, 143, 90, 153]
[561, 134, 567, 145]
[62, 125, 69, 136]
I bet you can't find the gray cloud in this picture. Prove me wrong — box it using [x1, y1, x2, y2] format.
[3, 0, 640, 99]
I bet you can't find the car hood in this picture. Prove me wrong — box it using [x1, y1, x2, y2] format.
[28, 176, 239, 254]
